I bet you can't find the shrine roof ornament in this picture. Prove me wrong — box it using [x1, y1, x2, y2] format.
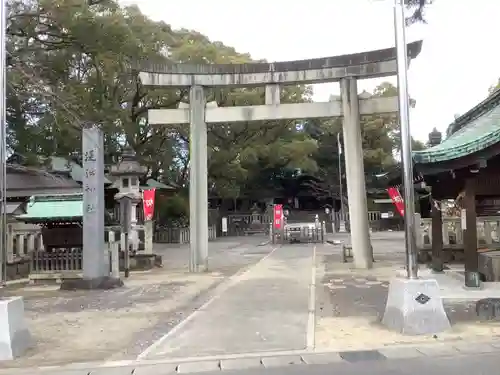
[109, 146, 147, 176]
[413, 89, 500, 164]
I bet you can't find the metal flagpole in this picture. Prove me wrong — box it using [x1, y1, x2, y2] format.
[394, 0, 418, 279]
[0, 0, 7, 284]
[337, 132, 345, 230]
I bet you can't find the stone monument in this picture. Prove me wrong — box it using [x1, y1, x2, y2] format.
[61, 124, 122, 289]
[247, 203, 265, 234]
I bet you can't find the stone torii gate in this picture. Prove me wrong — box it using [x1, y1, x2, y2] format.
[139, 41, 422, 272]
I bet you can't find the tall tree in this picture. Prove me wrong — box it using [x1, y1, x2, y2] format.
[303, 82, 425, 200]
[7, 0, 318, 202]
[488, 78, 500, 95]
[303, 83, 401, 200]
[405, 0, 430, 24]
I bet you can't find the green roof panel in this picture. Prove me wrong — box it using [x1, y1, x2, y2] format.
[414, 101, 500, 164]
[49, 156, 111, 184]
[145, 178, 175, 189]
[18, 194, 83, 220]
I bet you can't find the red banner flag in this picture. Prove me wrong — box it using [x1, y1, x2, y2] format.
[142, 188, 156, 221]
[273, 204, 283, 229]
[387, 187, 404, 217]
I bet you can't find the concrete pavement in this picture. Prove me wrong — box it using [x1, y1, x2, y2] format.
[3, 339, 500, 374]
[168, 350, 500, 375]
[0, 238, 276, 368]
[139, 244, 316, 359]
[6, 232, 500, 374]
[154, 237, 273, 275]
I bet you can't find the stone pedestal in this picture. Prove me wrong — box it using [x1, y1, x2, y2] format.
[144, 221, 153, 254]
[0, 296, 31, 360]
[381, 278, 451, 335]
[130, 203, 139, 252]
[476, 298, 500, 320]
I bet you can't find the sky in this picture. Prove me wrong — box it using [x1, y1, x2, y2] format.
[120, 0, 500, 142]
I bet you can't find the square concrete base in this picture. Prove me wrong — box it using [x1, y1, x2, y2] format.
[381, 278, 451, 335]
[0, 296, 31, 360]
[60, 276, 124, 290]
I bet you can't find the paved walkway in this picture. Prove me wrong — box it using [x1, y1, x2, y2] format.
[155, 237, 272, 275]
[0, 239, 276, 369]
[141, 244, 315, 359]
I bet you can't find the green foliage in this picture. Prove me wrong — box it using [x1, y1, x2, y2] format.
[404, 0, 431, 24]
[412, 139, 426, 151]
[304, 82, 425, 198]
[6, 0, 317, 201]
[156, 194, 189, 227]
[489, 78, 500, 96]
[6, 0, 427, 208]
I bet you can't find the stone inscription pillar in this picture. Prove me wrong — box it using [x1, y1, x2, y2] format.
[340, 78, 372, 269]
[189, 85, 209, 272]
[82, 124, 107, 280]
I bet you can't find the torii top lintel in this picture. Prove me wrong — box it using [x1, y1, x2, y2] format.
[138, 40, 422, 88]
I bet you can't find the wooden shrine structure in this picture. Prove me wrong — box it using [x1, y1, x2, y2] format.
[406, 89, 500, 287]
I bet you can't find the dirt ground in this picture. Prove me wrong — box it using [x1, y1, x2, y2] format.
[315, 235, 500, 351]
[315, 271, 500, 351]
[0, 269, 223, 368]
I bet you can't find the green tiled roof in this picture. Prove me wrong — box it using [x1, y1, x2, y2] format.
[414, 90, 500, 164]
[18, 194, 83, 221]
[145, 178, 175, 189]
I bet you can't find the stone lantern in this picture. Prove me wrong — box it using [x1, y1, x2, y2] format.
[110, 146, 147, 252]
[428, 127, 442, 147]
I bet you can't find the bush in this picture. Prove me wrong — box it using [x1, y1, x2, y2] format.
[156, 193, 189, 227]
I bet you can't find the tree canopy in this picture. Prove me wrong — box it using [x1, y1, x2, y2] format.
[302, 83, 425, 200]
[6, 0, 425, 214]
[488, 78, 500, 95]
[7, 0, 316, 195]
[405, 0, 430, 25]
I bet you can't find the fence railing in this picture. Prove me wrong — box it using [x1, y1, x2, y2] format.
[8, 225, 42, 262]
[283, 226, 324, 243]
[12, 223, 219, 264]
[416, 215, 500, 249]
[154, 225, 217, 244]
[332, 210, 382, 232]
[9, 224, 151, 262]
[29, 232, 120, 282]
[31, 248, 83, 275]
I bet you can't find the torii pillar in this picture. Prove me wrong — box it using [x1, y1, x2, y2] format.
[188, 86, 209, 272]
[138, 40, 423, 272]
[341, 78, 372, 269]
